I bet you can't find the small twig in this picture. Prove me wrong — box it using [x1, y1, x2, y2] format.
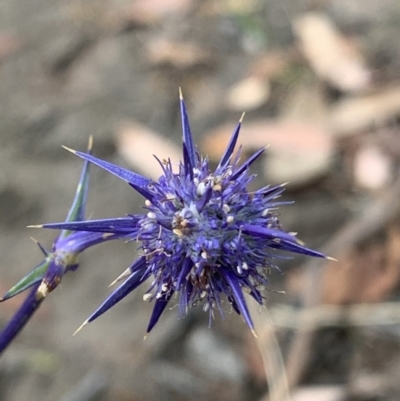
[249, 300, 291, 401]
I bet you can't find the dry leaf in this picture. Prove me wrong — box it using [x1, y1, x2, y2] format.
[320, 244, 385, 304]
[146, 39, 213, 69]
[115, 121, 182, 178]
[293, 13, 370, 92]
[287, 225, 400, 304]
[116, 0, 192, 26]
[354, 145, 392, 190]
[291, 385, 345, 401]
[329, 86, 400, 136]
[226, 76, 270, 111]
[202, 120, 334, 186]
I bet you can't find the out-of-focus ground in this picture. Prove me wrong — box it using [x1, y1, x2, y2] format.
[2, 1, 400, 400]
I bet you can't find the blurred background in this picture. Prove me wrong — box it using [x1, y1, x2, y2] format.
[2, 0, 400, 400]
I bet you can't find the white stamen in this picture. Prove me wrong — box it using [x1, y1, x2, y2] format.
[145, 200, 152, 207]
[222, 204, 230, 213]
[226, 215, 234, 223]
[143, 293, 152, 301]
[197, 182, 207, 196]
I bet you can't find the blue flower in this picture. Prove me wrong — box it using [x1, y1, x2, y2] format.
[0, 138, 125, 353]
[42, 91, 327, 336]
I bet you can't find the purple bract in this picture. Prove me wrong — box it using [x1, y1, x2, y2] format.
[43, 91, 327, 335]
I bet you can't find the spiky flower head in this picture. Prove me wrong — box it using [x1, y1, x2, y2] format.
[0, 138, 124, 354]
[43, 91, 327, 335]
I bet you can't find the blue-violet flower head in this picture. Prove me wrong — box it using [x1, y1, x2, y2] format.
[43, 91, 327, 335]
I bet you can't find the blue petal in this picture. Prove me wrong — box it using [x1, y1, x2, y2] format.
[43, 217, 139, 234]
[85, 258, 147, 325]
[56, 231, 122, 254]
[270, 240, 326, 258]
[180, 92, 196, 170]
[241, 224, 299, 244]
[218, 119, 242, 168]
[256, 184, 286, 200]
[182, 144, 193, 179]
[146, 291, 174, 333]
[176, 258, 193, 289]
[231, 147, 266, 180]
[69, 150, 152, 198]
[223, 271, 254, 331]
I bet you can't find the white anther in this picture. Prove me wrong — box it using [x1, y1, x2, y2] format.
[262, 209, 269, 217]
[143, 293, 152, 301]
[145, 200, 152, 207]
[201, 251, 208, 259]
[147, 212, 156, 219]
[196, 182, 207, 196]
[222, 204, 231, 213]
[226, 215, 234, 223]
